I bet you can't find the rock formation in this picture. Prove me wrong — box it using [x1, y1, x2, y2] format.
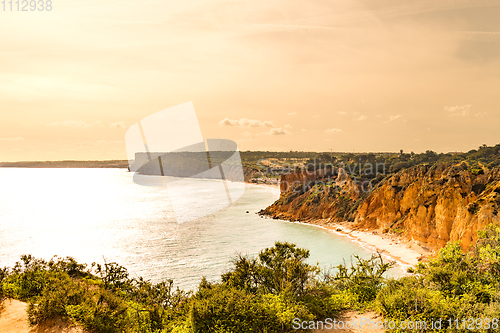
[260, 162, 500, 252]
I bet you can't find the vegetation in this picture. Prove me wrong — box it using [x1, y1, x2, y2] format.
[0, 242, 393, 332]
[1, 225, 500, 332]
[301, 143, 500, 180]
[378, 224, 500, 332]
[4, 143, 500, 181]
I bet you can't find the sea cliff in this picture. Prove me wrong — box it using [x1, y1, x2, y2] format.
[259, 162, 500, 252]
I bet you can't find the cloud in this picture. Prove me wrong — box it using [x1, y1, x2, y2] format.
[242, 132, 252, 136]
[219, 118, 238, 126]
[475, 112, 488, 117]
[384, 115, 403, 123]
[301, 128, 307, 132]
[445, 105, 471, 117]
[48, 120, 91, 128]
[268, 128, 289, 135]
[0, 137, 24, 141]
[219, 117, 276, 127]
[96, 140, 123, 144]
[248, 23, 340, 34]
[458, 31, 500, 42]
[325, 128, 343, 133]
[284, 124, 292, 129]
[338, 111, 347, 115]
[258, 128, 290, 135]
[354, 115, 367, 121]
[287, 112, 297, 116]
[110, 121, 126, 128]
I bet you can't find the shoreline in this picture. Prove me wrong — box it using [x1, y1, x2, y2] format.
[323, 221, 430, 272]
[266, 217, 431, 273]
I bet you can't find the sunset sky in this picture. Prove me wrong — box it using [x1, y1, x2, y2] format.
[1, 0, 500, 161]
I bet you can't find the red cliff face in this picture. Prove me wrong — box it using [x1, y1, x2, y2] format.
[356, 163, 500, 250]
[260, 163, 500, 252]
[260, 167, 367, 223]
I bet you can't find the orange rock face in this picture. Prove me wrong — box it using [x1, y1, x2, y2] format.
[260, 163, 500, 252]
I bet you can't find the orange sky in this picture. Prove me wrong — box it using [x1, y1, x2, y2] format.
[1, 0, 500, 161]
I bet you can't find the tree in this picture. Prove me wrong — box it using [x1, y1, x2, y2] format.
[222, 242, 319, 297]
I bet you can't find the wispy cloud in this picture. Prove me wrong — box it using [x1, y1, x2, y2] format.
[96, 140, 123, 144]
[338, 111, 347, 115]
[247, 23, 339, 34]
[268, 128, 290, 135]
[354, 115, 367, 121]
[384, 115, 402, 123]
[0, 137, 24, 141]
[48, 120, 91, 128]
[110, 121, 126, 128]
[325, 128, 343, 133]
[445, 105, 471, 117]
[257, 127, 290, 136]
[287, 112, 297, 116]
[457, 31, 500, 42]
[219, 117, 276, 127]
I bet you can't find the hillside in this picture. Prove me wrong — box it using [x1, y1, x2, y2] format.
[259, 144, 500, 252]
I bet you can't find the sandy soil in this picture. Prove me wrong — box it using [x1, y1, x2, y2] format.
[0, 299, 88, 333]
[314, 311, 385, 332]
[1, 299, 384, 333]
[1, 299, 386, 333]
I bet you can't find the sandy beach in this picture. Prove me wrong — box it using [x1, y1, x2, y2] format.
[258, 179, 430, 271]
[295, 219, 431, 272]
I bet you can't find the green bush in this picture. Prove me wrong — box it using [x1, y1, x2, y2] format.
[376, 226, 500, 332]
[186, 282, 282, 332]
[328, 253, 394, 306]
[2, 231, 500, 333]
[0, 267, 7, 314]
[222, 241, 320, 297]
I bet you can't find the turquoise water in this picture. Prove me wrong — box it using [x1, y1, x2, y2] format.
[0, 168, 379, 290]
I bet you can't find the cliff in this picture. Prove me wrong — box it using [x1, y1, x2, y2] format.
[259, 162, 500, 252]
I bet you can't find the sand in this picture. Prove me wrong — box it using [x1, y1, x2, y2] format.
[320, 220, 431, 271]
[0, 299, 88, 333]
[314, 311, 386, 332]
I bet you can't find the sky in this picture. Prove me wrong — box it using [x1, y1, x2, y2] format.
[1, 0, 500, 161]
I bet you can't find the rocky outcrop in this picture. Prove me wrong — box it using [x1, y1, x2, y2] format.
[260, 162, 500, 252]
[259, 167, 372, 222]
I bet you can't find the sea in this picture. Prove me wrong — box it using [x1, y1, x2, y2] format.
[0, 168, 383, 290]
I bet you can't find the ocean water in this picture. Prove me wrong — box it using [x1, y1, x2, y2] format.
[0, 168, 378, 290]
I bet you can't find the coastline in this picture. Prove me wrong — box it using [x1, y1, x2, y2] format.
[265, 217, 430, 273]
[256, 179, 429, 272]
[322, 221, 430, 272]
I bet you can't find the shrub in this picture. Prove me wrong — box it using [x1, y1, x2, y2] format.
[0, 267, 7, 314]
[185, 282, 284, 332]
[3, 231, 500, 333]
[328, 253, 394, 305]
[222, 242, 320, 298]
[376, 229, 500, 332]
